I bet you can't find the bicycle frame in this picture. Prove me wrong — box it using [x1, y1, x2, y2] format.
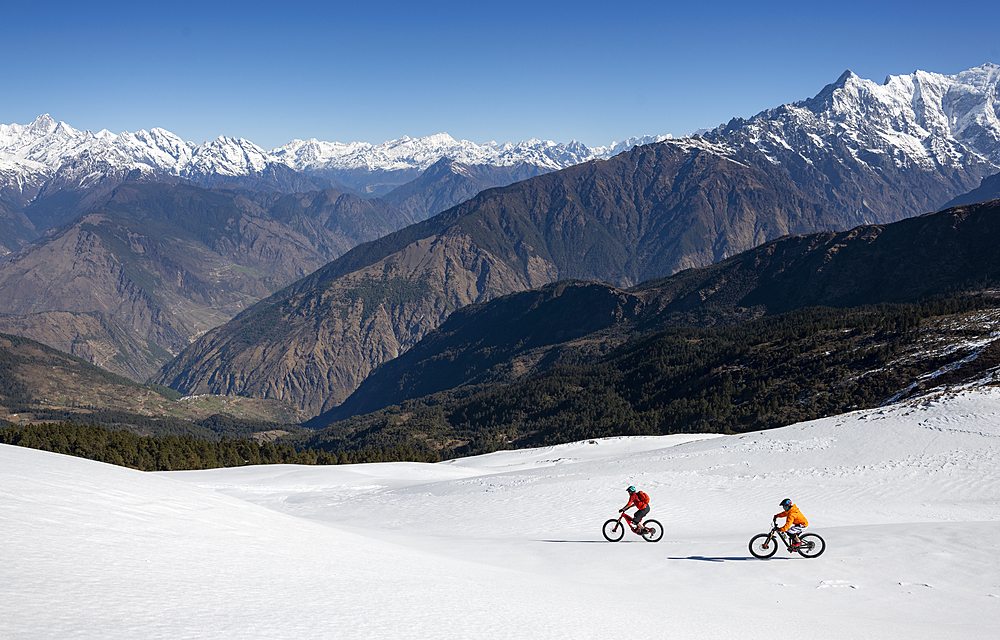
[765, 523, 796, 551]
[762, 518, 804, 551]
[617, 509, 645, 533]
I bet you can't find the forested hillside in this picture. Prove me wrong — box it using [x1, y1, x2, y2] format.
[291, 297, 1000, 457]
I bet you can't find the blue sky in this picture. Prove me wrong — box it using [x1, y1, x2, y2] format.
[3, 0, 999, 149]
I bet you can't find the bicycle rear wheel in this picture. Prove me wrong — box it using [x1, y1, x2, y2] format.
[640, 519, 664, 542]
[796, 533, 826, 558]
[603, 518, 625, 542]
[749, 533, 778, 558]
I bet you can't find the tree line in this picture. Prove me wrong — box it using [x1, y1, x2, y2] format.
[0, 421, 441, 471]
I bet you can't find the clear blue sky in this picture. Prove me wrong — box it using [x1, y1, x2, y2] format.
[3, 0, 998, 149]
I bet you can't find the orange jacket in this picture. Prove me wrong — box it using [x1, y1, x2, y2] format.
[775, 504, 808, 531]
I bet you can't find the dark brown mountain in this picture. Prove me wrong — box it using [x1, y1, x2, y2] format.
[153, 140, 856, 416]
[0, 182, 417, 380]
[312, 198, 1000, 426]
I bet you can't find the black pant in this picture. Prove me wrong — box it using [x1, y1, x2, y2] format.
[633, 506, 649, 525]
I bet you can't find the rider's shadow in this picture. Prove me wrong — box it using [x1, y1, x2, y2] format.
[669, 556, 788, 562]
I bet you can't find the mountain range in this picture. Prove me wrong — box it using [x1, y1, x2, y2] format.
[0, 116, 668, 254]
[2, 64, 999, 420]
[0, 120, 666, 379]
[155, 64, 1000, 417]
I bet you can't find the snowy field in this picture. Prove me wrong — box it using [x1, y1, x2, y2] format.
[4, 388, 1000, 639]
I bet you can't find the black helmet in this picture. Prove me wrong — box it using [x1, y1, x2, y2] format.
[780, 498, 792, 510]
[627, 486, 636, 494]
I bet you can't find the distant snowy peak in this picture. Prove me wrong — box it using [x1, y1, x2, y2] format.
[0, 114, 277, 187]
[272, 133, 672, 173]
[7, 63, 996, 196]
[1, 114, 673, 191]
[710, 63, 1000, 170]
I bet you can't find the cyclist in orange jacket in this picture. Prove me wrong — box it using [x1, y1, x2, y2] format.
[776, 498, 809, 546]
[621, 486, 650, 531]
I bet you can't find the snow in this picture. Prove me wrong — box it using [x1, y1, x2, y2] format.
[709, 63, 1000, 174]
[4, 388, 1000, 639]
[0, 114, 670, 188]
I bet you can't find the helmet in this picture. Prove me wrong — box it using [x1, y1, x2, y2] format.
[627, 486, 636, 494]
[780, 498, 792, 510]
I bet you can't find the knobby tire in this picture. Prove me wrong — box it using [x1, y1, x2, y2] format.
[749, 533, 778, 558]
[796, 533, 826, 558]
[640, 519, 664, 542]
[603, 518, 625, 542]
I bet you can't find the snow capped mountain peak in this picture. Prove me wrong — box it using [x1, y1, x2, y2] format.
[5, 64, 996, 202]
[1, 113, 672, 193]
[29, 113, 59, 134]
[420, 132, 457, 145]
[711, 64, 1000, 173]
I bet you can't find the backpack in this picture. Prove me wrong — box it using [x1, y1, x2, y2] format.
[635, 491, 649, 505]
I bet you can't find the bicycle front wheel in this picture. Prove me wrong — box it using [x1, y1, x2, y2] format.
[797, 533, 826, 558]
[603, 518, 625, 542]
[641, 519, 664, 542]
[749, 533, 778, 558]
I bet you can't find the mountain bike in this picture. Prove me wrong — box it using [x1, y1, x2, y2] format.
[748, 518, 825, 558]
[603, 512, 663, 542]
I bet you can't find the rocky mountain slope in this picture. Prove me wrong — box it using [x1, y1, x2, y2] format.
[293, 299, 1000, 456]
[153, 140, 840, 415]
[380, 157, 551, 221]
[322, 198, 1000, 422]
[154, 63, 1000, 417]
[0, 311, 170, 382]
[0, 182, 417, 380]
[0, 117, 347, 252]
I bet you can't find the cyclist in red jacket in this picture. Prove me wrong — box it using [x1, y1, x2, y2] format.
[621, 486, 650, 531]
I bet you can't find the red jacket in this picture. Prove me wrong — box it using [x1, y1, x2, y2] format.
[626, 491, 649, 510]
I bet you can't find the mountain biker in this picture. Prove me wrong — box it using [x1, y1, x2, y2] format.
[775, 498, 809, 546]
[621, 486, 650, 531]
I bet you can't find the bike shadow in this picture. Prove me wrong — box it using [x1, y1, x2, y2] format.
[669, 555, 789, 562]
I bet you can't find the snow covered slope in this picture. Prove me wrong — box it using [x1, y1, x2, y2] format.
[4, 387, 1000, 639]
